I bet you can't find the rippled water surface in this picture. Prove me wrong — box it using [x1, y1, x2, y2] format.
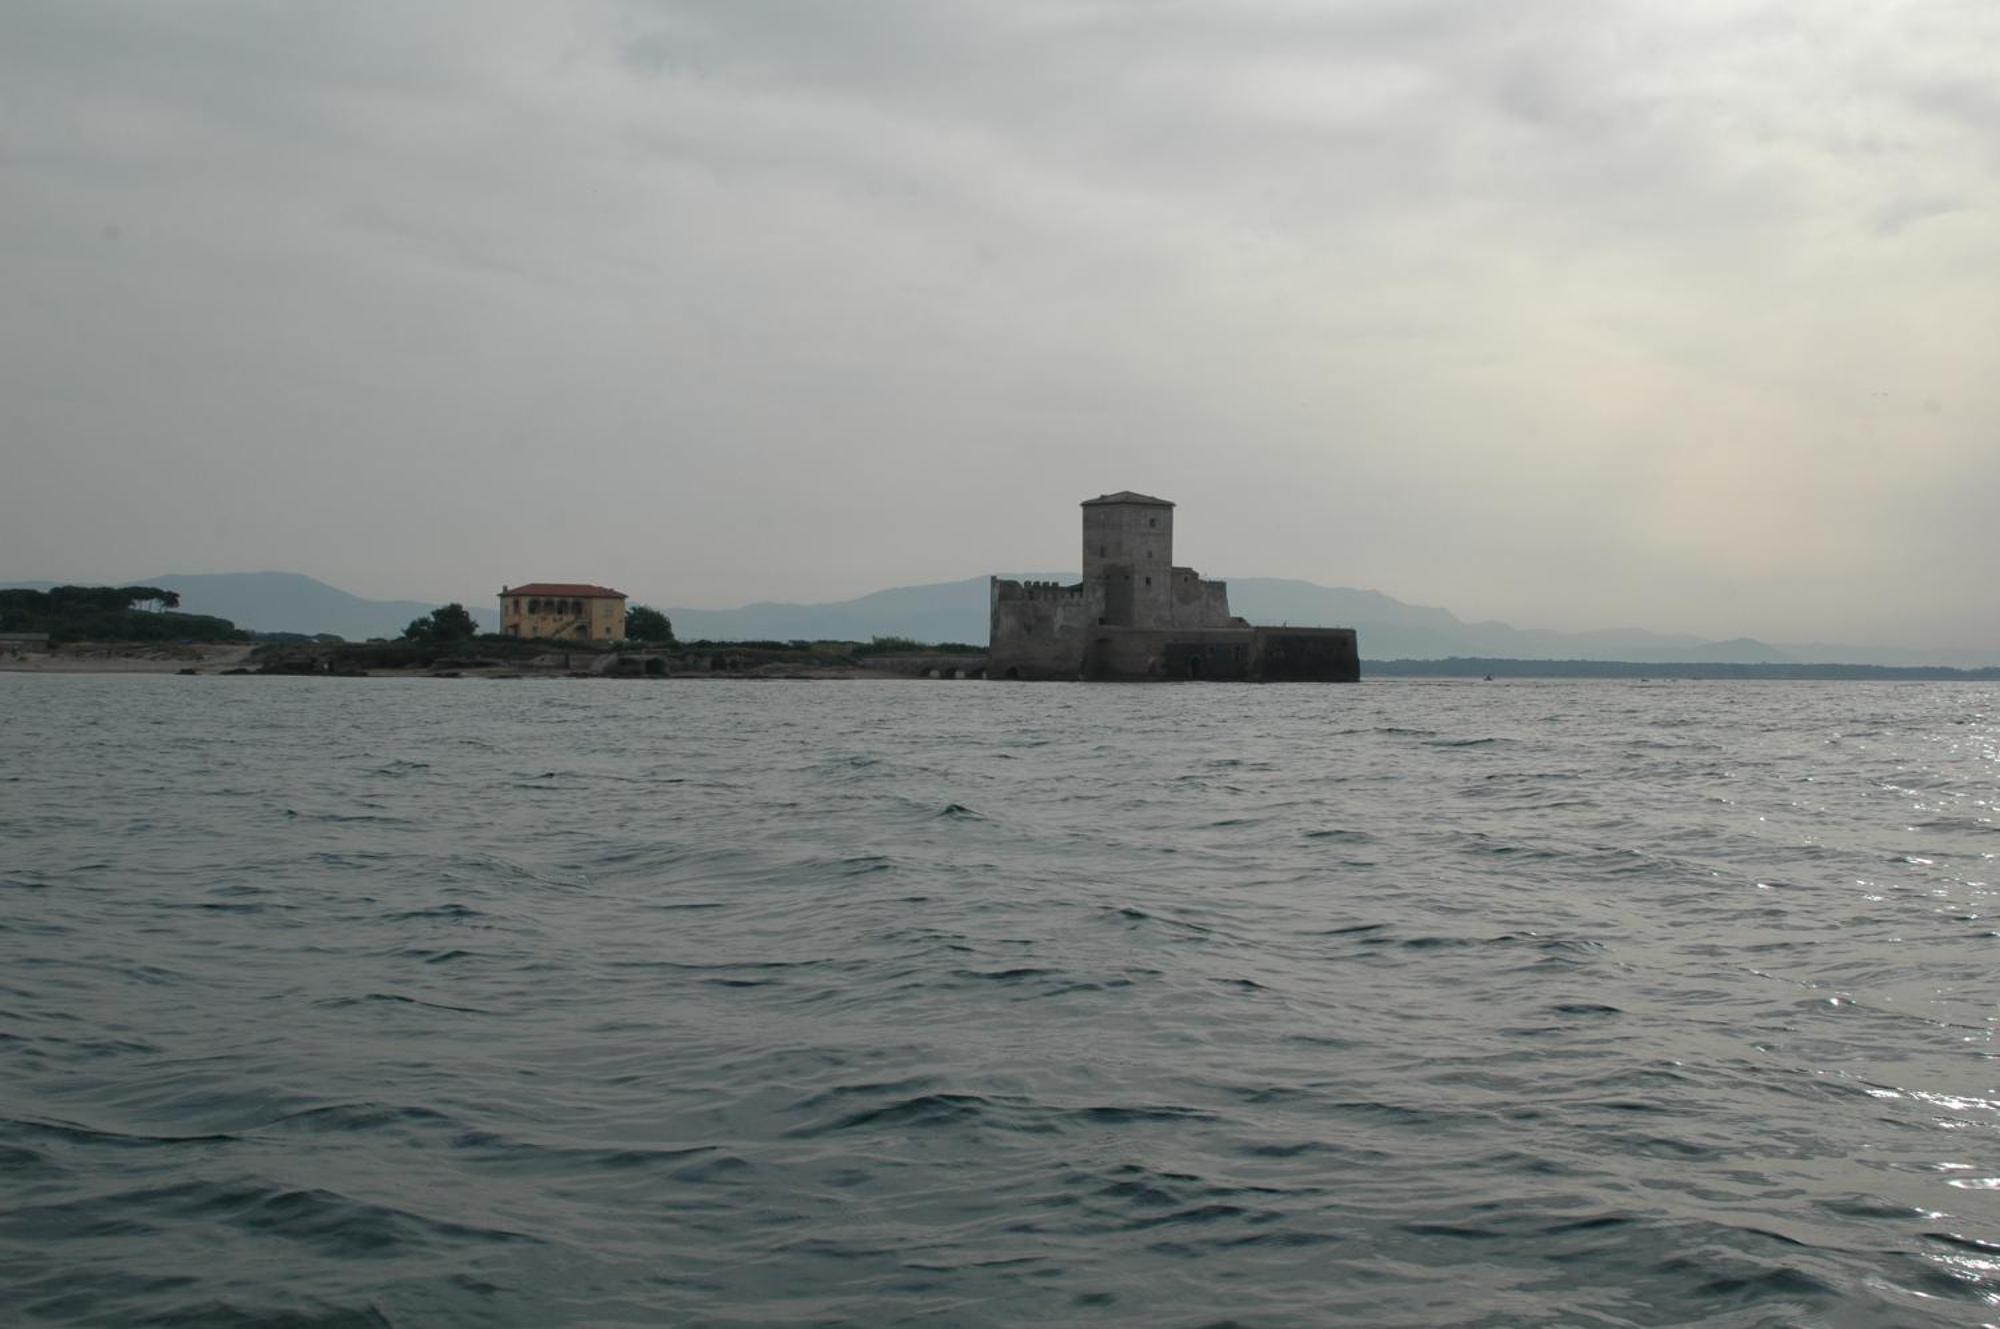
[2, 676, 1997, 1327]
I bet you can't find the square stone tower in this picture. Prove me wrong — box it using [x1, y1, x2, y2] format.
[1082, 491, 1174, 628]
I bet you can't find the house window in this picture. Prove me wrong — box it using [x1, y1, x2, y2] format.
[1148, 518, 1157, 528]
[1099, 545, 1106, 556]
[1144, 577, 1152, 586]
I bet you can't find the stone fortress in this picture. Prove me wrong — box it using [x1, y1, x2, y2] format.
[989, 492, 1360, 681]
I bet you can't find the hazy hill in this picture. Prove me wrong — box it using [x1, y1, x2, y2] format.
[667, 575, 1069, 645]
[667, 576, 1812, 664]
[144, 572, 500, 638]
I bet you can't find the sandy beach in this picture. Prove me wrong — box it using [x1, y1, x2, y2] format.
[0, 643, 257, 674]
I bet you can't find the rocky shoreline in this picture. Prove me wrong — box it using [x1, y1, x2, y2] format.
[0, 643, 256, 674]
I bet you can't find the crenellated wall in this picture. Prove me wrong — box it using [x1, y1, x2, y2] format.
[988, 578, 1106, 679]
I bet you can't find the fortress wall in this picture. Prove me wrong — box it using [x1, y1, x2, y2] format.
[1169, 568, 1238, 629]
[988, 578, 1103, 679]
[1251, 628, 1360, 682]
[1086, 627, 1256, 680]
[1084, 627, 1360, 680]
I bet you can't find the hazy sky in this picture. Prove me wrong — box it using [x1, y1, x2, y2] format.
[4, 2, 1995, 647]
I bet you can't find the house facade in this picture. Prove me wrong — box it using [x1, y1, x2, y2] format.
[500, 583, 627, 641]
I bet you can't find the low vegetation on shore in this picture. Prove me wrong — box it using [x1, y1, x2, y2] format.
[248, 628, 986, 677]
[0, 588, 991, 677]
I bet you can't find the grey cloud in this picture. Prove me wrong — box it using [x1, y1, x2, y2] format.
[1, 1, 1996, 649]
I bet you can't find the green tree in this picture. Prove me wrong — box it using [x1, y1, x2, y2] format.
[402, 602, 479, 644]
[624, 604, 675, 644]
[0, 585, 232, 642]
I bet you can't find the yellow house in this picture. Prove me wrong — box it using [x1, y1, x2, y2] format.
[500, 583, 628, 641]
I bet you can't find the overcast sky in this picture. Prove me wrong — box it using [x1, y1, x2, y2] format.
[3, 1, 1995, 648]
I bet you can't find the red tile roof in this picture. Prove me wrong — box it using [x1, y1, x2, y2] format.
[502, 583, 626, 598]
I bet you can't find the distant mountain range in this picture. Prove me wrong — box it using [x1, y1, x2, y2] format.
[4, 571, 1994, 667]
[664, 576, 1976, 668]
[664, 575, 1998, 667]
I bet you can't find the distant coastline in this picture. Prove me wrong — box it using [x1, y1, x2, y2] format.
[1367, 657, 2000, 681]
[13, 572, 1995, 670]
[6, 642, 1999, 682]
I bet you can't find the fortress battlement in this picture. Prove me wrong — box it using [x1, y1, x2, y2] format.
[995, 579, 1086, 601]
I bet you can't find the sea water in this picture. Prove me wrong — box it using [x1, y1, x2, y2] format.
[1, 676, 1995, 1327]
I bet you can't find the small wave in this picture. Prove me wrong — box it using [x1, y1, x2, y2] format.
[261, 1102, 461, 1135]
[64, 1178, 543, 1259]
[136, 1299, 395, 1328]
[0, 1115, 241, 1151]
[313, 992, 491, 1015]
[450, 1126, 732, 1176]
[394, 947, 476, 964]
[789, 1090, 1214, 1138]
[280, 810, 412, 825]
[1925, 1230, 2000, 1256]
[1101, 905, 1211, 935]
[386, 903, 489, 921]
[802, 1092, 992, 1134]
